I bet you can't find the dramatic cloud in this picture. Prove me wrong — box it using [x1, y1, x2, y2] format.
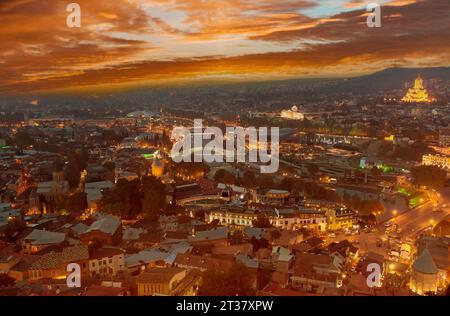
[0, 0, 448, 94]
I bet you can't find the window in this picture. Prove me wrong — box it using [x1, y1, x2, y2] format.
[109, 259, 112, 264]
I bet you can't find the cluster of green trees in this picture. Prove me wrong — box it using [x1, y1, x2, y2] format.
[411, 165, 447, 189]
[64, 150, 88, 189]
[341, 192, 385, 216]
[213, 168, 339, 202]
[171, 160, 210, 181]
[65, 192, 88, 213]
[214, 169, 277, 189]
[252, 213, 272, 228]
[100, 176, 166, 220]
[198, 263, 256, 296]
[138, 132, 171, 148]
[214, 169, 236, 185]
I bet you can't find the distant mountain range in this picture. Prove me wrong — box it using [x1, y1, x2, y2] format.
[337, 66, 450, 92]
[3, 66, 449, 106]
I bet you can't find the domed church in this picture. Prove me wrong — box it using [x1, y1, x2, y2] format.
[410, 248, 439, 295]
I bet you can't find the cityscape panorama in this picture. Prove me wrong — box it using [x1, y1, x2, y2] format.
[0, 0, 449, 301]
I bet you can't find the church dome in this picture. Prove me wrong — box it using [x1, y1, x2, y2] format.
[412, 248, 438, 275]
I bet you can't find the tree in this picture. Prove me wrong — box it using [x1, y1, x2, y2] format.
[66, 192, 88, 213]
[279, 177, 293, 191]
[241, 170, 256, 188]
[253, 213, 272, 228]
[103, 161, 115, 172]
[198, 263, 256, 296]
[100, 178, 142, 219]
[255, 174, 275, 188]
[371, 166, 382, 177]
[411, 165, 447, 189]
[64, 150, 88, 189]
[214, 169, 235, 185]
[3, 218, 27, 242]
[142, 175, 166, 220]
[249, 237, 269, 252]
[307, 163, 320, 175]
[269, 230, 282, 240]
[14, 131, 33, 149]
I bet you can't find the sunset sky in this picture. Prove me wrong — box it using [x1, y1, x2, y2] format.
[0, 0, 449, 95]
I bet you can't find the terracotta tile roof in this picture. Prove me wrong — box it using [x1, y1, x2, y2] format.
[174, 253, 234, 272]
[30, 245, 89, 270]
[137, 267, 186, 283]
[293, 253, 335, 275]
[89, 247, 124, 260]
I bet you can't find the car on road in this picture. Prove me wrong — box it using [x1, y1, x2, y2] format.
[385, 221, 393, 227]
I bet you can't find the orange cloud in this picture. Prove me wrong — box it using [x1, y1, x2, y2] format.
[0, 0, 448, 95]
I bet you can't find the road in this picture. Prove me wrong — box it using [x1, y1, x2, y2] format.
[331, 187, 450, 255]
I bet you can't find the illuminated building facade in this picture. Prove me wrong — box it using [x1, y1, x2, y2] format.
[325, 208, 355, 231]
[401, 76, 436, 103]
[281, 106, 305, 120]
[252, 189, 291, 206]
[422, 154, 450, 170]
[439, 128, 450, 147]
[152, 157, 165, 178]
[206, 207, 258, 228]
